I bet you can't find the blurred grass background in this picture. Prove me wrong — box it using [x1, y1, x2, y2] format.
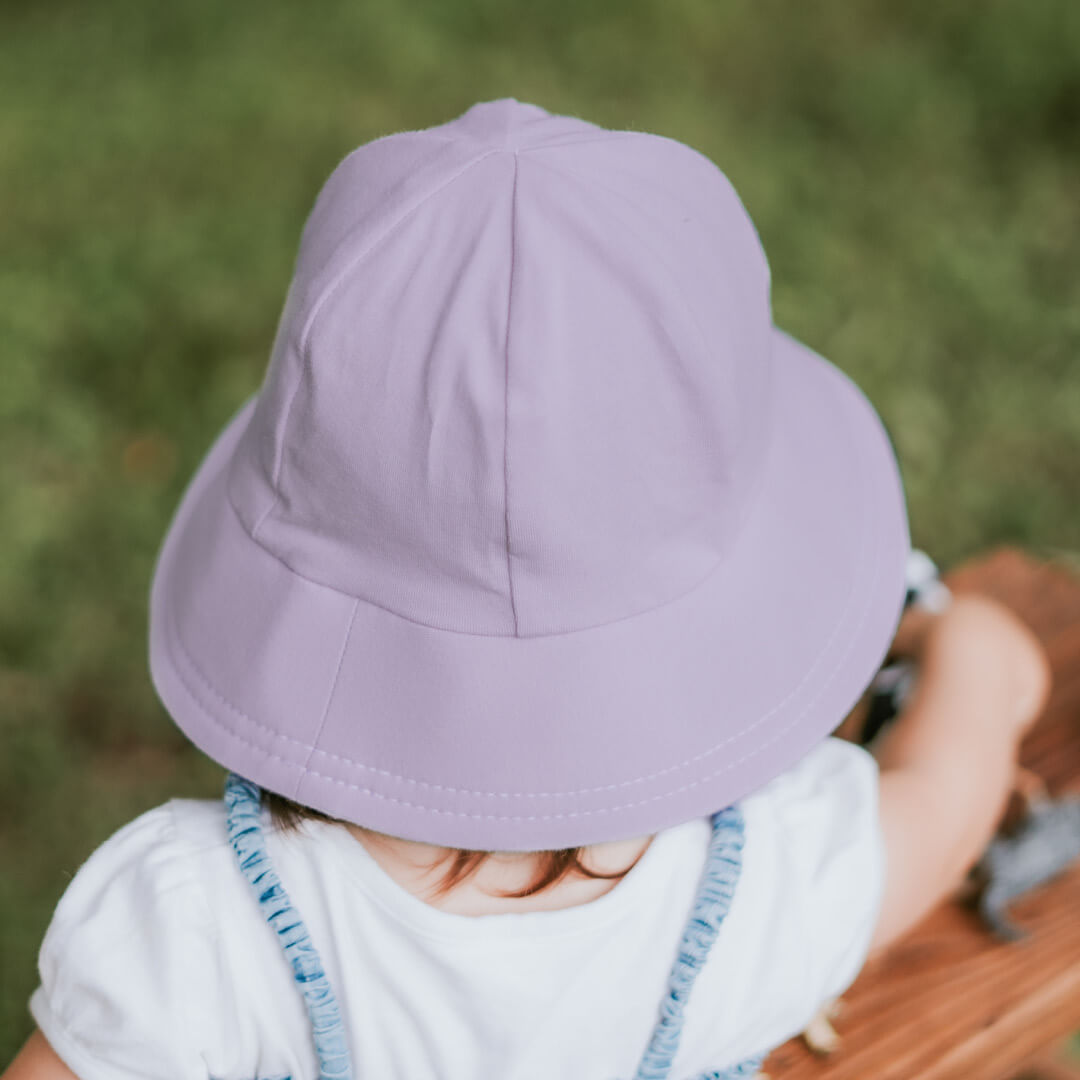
[2, 0, 1079, 1063]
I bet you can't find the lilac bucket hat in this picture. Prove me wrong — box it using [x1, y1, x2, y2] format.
[149, 98, 910, 850]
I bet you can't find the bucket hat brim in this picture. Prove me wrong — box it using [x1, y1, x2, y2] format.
[149, 325, 908, 850]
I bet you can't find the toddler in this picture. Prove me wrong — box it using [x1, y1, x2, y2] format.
[4, 99, 1052, 1080]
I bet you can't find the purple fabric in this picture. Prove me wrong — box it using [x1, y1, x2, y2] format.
[149, 98, 909, 850]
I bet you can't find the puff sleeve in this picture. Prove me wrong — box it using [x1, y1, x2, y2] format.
[27, 802, 219, 1080]
[677, 737, 887, 1070]
[755, 736, 887, 1003]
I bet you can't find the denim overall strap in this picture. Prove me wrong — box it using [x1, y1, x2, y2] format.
[629, 805, 766, 1080]
[224, 773, 354, 1080]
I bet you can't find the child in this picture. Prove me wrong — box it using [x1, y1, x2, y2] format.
[4, 99, 1052, 1080]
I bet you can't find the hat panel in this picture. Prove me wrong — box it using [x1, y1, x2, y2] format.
[526, 134, 774, 498]
[226, 133, 501, 543]
[248, 152, 519, 633]
[294, 134, 490, 322]
[502, 148, 774, 635]
[576, 134, 776, 509]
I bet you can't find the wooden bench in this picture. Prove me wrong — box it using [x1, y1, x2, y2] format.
[761, 546, 1080, 1080]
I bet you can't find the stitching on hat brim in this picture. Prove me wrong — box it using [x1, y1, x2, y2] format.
[159, 399, 882, 813]
[163, 506, 877, 818]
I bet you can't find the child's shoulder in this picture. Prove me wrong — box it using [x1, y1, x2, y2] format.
[44, 798, 235, 941]
[30, 799, 243, 1080]
[83, 795, 236, 864]
[739, 735, 880, 821]
[674, 736, 883, 1068]
[167, 793, 243, 853]
[734, 735, 882, 910]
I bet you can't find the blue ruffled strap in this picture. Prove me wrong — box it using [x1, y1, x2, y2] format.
[630, 805, 765, 1080]
[694, 1053, 767, 1080]
[224, 773, 354, 1080]
[223, 775, 762, 1080]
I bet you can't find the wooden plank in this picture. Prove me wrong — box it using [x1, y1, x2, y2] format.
[761, 547, 1080, 1080]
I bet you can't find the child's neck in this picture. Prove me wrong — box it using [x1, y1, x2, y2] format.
[344, 826, 654, 916]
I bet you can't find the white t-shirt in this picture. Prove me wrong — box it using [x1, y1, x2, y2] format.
[29, 737, 885, 1080]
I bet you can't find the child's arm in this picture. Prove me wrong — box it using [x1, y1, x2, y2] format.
[1, 1029, 79, 1080]
[867, 593, 1052, 956]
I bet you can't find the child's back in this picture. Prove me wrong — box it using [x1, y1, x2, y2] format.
[26, 738, 882, 1078]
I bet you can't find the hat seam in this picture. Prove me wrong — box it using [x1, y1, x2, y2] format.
[238, 157, 769, 637]
[160, 402, 880, 811]
[168, 477, 862, 800]
[226, 379, 781, 638]
[502, 150, 521, 636]
[235, 473, 780, 640]
[297, 597, 361, 796]
[225, 339, 782, 640]
[163, 492, 877, 820]
[294, 148, 509, 358]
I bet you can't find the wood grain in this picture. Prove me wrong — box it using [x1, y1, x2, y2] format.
[761, 547, 1080, 1080]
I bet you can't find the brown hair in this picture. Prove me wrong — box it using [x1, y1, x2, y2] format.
[263, 791, 642, 901]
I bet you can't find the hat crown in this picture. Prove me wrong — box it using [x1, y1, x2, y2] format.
[227, 99, 775, 637]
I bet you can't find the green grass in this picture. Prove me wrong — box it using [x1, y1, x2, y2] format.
[2, 0, 1079, 1064]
